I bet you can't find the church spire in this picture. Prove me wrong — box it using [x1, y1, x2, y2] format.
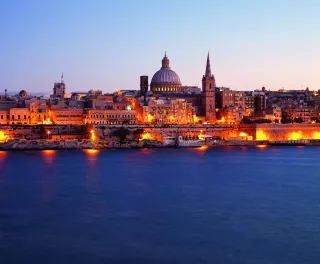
[61, 72, 64, 84]
[205, 52, 211, 77]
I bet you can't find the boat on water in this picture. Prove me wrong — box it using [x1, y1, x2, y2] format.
[306, 139, 320, 146]
[163, 136, 176, 147]
[177, 136, 205, 148]
[268, 140, 308, 146]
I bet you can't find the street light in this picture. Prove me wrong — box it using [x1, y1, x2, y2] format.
[47, 130, 51, 140]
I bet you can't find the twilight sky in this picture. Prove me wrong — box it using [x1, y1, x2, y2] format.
[0, 0, 319, 94]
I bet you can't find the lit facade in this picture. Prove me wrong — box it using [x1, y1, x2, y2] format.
[84, 109, 136, 125]
[51, 109, 84, 125]
[138, 99, 193, 124]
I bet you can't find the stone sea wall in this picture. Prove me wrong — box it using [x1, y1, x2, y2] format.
[2, 124, 320, 149]
[254, 124, 320, 140]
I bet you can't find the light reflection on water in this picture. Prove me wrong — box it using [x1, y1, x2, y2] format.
[83, 149, 100, 164]
[0, 151, 7, 173]
[83, 149, 101, 192]
[41, 150, 57, 166]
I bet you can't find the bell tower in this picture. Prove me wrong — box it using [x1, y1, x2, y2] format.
[202, 52, 216, 123]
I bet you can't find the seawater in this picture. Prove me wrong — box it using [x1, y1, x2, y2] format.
[0, 147, 320, 264]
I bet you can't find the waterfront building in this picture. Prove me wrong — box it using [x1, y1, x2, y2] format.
[8, 108, 30, 125]
[215, 87, 245, 109]
[244, 92, 255, 116]
[282, 106, 317, 123]
[0, 110, 9, 124]
[51, 108, 84, 125]
[254, 91, 267, 115]
[86, 98, 114, 110]
[137, 98, 193, 124]
[219, 106, 243, 124]
[201, 53, 216, 123]
[84, 109, 136, 125]
[25, 99, 49, 124]
[265, 105, 282, 123]
[150, 53, 182, 93]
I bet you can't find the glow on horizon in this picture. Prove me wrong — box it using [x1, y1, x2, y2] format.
[0, 0, 319, 93]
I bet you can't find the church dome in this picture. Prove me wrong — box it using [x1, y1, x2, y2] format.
[151, 69, 181, 85]
[19, 90, 28, 97]
[150, 53, 182, 93]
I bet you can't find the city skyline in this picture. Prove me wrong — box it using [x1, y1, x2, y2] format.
[1, 0, 319, 93]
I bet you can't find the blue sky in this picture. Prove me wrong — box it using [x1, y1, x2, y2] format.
[0, 0, 319, 93]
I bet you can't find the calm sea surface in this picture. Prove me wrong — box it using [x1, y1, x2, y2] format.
[1, 147, 320, 264]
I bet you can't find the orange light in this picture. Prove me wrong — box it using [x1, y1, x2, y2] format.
[256, 130, 268, 141]
[140, 132, 153, 140]
[90, 130, 96, 141]
[288, 131, 302, 140]
[83, 149, 100, 164]
[313, 132, 320, 139]
[0, 131, 8, 142]
[47, 130, 51, 135]
[256, 144, 267, 148]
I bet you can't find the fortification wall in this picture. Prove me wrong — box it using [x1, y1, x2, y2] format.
[255, 124, 320, 140]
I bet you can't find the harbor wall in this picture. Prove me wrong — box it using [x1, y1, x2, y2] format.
[253, 124, 320, 140]
[2, 124, 320, 142]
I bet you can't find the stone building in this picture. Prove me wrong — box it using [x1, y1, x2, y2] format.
[282, 106, 317, 123]
[215, 87, 245, 109]
[0, 110, 9, 124]
[137, 98, 193, 124]
[51, 108, 84, 125]
[150, 53, 182, 93]
[25, 99, 49, 124]
[84, 109, 136, 125]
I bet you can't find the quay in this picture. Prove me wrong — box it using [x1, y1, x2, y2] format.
[1, 124, 320, 150]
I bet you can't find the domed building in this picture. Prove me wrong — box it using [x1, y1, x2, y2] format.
[19, 90, 28, 97]
[150, 53, 182, 93]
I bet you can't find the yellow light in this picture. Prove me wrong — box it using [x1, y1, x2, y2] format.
[90, 130, 96, 141]
[256, 130, 268, 141]
[83, 149, 100, 164]
[193, 115, 199, 123]
[256, 144, 267, 148]
[147, 114, 153, 123]
[140, 133, 153, 140]
[239, 132, 247, 137]
[197, 145, 208, 151]
[217, 117, 226, 123]
[288, 131, 302, 140]
[47, 130, 51, 135]
[312, 132, 320, 139]
[0, 131, 8, 142]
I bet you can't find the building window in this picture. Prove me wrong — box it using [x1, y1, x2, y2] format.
[24, 115, 27, 120]
[12, 115, 14, 120]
